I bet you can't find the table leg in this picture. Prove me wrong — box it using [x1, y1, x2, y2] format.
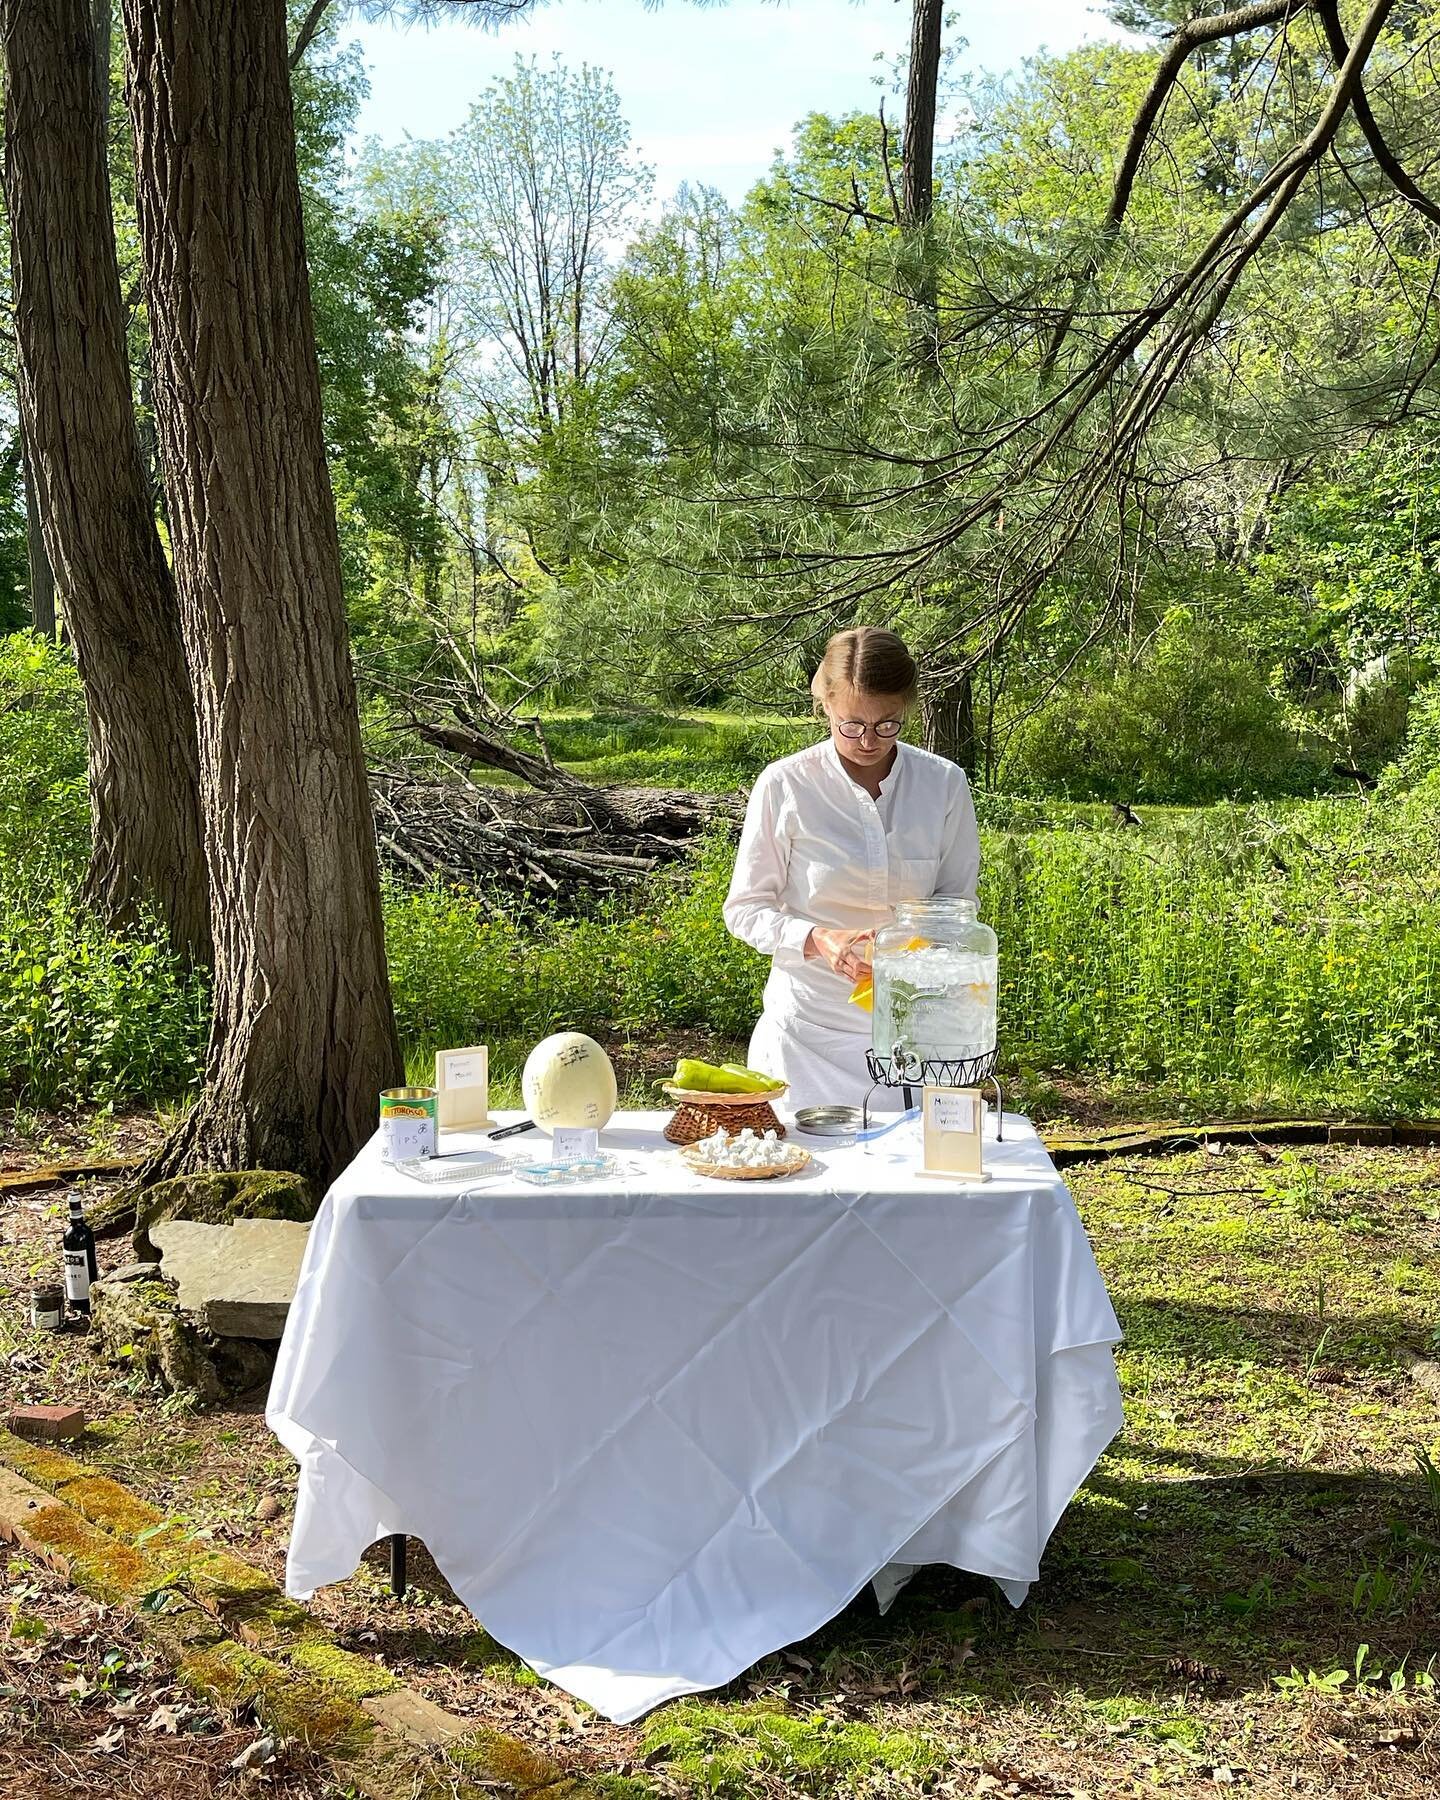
[389, 1533, 407, 1599]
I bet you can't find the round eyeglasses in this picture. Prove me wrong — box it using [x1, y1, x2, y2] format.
[835, 717, 903, 740]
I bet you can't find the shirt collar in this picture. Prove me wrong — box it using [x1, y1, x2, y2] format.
[825, 736, 906, 793]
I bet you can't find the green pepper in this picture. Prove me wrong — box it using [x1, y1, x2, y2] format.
[672, 1057, 782, 1094]
[719, 1062, 785, 1092]
[673, 1057, 727, 1092]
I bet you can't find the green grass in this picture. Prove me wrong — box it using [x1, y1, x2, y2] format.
[2, 641, 1438, 1118]
[406, 708, 817, 794]
[5, 1108, 1438, 1793]
[615, 1142, 1440, 1794]
[4, 798, 1440, 1116]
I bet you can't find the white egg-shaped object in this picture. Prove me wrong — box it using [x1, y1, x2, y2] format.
[521, 1032, 618, 1135]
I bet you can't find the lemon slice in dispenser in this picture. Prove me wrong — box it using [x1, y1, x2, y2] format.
[849, 936, 930, 1012]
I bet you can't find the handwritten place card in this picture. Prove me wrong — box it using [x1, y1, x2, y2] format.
[922, 1084, 986, 1180]
[551, 1126, 600, 1165]
[435, 1045, 491, 1130]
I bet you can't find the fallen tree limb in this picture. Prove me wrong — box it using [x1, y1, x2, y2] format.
[369, 768, 740, 908]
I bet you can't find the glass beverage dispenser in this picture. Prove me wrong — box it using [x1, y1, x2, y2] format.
[870, 898, 998, 1074]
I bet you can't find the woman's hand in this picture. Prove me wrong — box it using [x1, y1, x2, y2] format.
[804, 927, 873, 982]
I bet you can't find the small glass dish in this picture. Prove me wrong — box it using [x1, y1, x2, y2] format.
[513, 1154, 619, 1187]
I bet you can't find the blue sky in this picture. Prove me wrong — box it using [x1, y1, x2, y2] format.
[348, 0, 1130, 203]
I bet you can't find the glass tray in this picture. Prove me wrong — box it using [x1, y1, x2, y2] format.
[391, 1151, 515, 1185]
[512, 1154, 624, 1187]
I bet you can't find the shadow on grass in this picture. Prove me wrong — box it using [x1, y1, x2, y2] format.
[781, 1456, 1440, 1712]
[296, 1294, 1440, 1717]
[343, 1454, 1439, 1720]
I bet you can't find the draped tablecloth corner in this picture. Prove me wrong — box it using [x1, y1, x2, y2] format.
[267, 1109, 1122, 1723]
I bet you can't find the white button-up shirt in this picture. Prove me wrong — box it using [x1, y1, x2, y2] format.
[723, 739, 980, 1108]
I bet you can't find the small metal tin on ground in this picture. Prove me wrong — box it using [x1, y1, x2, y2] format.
[379, 1086, 438, 1162]
[30, 1285, 66, 1331]
[793, 1105, 864, 1137]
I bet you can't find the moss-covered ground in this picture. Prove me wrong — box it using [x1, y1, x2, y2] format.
[4, 1111, 1440, 1796]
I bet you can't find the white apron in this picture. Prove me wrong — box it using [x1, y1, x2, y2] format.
[723, 739, 981, 1112]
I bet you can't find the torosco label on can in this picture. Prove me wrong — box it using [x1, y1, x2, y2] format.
[379, 1087, 438, 1162]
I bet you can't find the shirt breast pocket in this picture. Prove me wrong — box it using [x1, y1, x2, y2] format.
[893, 855, 938, 903]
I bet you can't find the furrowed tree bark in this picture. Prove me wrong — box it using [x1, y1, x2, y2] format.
[901, 0, 942, 232]
[902, 0, 974, 765]
[120, 0, 401, 1182]
[19, 427, 55, 635]
[2, 0, 210, 962]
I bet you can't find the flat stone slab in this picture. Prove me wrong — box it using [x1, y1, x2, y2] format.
[360, 1689, 470, 1747]
[151, 1218, 310, 1339]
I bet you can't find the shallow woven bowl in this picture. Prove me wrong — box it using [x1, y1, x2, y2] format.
[661, 1083, 789, 1146]
[679, 1144, 811, 1181]
[660, 1083, 788, 1107]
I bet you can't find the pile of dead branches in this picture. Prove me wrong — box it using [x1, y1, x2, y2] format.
[368, 691, 744, 909]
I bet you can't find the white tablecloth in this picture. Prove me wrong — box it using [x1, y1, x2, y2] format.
[267, 1109, 1122, 1723]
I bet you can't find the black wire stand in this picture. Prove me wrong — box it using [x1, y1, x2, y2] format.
[863, 1044, 1004, 1138]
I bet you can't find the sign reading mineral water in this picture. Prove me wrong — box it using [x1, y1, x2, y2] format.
[922, 1085, 985, 1180]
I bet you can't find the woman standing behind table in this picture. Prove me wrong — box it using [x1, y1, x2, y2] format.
[723, 627, 980, 1111]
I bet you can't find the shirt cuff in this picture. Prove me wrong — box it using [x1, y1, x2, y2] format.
[780, 915, 817, 959]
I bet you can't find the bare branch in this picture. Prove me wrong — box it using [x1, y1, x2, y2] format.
[1107, 0, 1311, 236]
[1312, 0, 1440, 225]
[1041, 0, 1312, 373]
[288, 0, 334, 68]
[784, 181, 891, 228]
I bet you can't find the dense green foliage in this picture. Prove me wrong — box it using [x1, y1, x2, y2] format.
[5, 635, 1437, 1116]
[1000, 609, 1326, 802]
[2, 10, 1440, 1120]
[305, 11, 1440, 803]
[9, 10, 1440, 802]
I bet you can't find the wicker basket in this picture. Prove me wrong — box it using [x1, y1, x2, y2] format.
[680, 1144, 811, 1181]
[661, 1084, 788, 1146]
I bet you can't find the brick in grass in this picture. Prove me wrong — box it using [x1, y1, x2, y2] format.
[7, 1404, 85, 1443]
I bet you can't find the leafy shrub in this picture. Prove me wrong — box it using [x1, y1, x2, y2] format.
[1386, 679, 1440, 792]
[385, 802, 1440, 1110]
[382, 834, 765, 1053]
[985, 795, 1440, 1101]
[1000, 609, 1324, 803]
[0, 634, 205, 1108]
[1, 634, 1434, 1117]
[0, 632, 89, 889]
[0, 896, 207, 1107]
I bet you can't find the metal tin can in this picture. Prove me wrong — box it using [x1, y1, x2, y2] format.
[379, 1087, 438, 1163]
[30, 1284, 66, 1332]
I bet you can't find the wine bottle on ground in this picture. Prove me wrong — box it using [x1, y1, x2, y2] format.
[63, 1194, 98, 1316]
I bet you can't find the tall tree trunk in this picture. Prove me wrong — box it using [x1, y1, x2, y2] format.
[120, 0, 401, 1182]
[903, 0, 963, 756]
[92, 0, 111, 130]
[901, 0, 943, 322]
[901, 0, 943, 230]
[2, 0, 210, 962]
[19, 425, 55, 635]
[921, 672, 976, 775]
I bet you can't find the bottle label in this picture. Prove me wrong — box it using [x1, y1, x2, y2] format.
[31, 1291, 64, 1330]
[63, 1248, 91, 1303]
